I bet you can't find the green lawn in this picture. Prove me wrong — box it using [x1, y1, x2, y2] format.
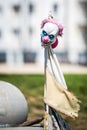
[0, 74, 87, 130]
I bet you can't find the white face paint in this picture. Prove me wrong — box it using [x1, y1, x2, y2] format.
[43, 22, 59, 36]
[41, 22, 59, 47]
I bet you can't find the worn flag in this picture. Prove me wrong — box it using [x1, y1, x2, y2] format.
[44, 46, 80, 119]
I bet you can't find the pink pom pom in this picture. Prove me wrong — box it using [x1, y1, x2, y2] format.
[51, 38, 58, 49]
[58, 24, 63, 36]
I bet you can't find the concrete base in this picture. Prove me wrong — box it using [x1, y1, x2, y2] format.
[0, 127, 44, 130]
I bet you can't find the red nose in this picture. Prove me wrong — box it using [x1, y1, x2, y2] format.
[43, 36, 49, 43]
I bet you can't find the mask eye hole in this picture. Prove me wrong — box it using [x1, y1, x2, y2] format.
[49, 34, 54, 40]
[42, 30, 47, 36]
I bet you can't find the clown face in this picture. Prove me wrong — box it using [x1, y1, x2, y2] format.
[41, 22, 59, 47]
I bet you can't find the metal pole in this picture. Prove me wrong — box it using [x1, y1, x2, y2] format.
[44, 12, 53, 130]
[44, 47, 49, 130]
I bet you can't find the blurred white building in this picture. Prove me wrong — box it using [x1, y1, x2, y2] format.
[0, 0, 87, 65]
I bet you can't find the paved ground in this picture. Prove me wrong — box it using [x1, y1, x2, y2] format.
[0, 63, 87, 74]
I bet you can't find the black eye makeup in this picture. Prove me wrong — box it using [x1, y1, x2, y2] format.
[49, 34, 54, 40]
[42, 30, 47, 36]
[42, 30, 55, 40]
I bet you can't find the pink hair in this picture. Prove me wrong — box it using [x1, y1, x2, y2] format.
[41, 18, 63, 36]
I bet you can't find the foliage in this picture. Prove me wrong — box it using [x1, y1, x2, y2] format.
[0, 74, 87, 130]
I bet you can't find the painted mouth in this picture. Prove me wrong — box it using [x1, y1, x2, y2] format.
[41, 42, 52, 47]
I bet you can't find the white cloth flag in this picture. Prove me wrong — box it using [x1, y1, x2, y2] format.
[44, 47, 80, 118]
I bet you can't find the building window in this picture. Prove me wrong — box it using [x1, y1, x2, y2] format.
[79, 26, 87, 65]
[56, 52, 68, 63]
[80, 25, 87, 49]
[0, 30, 2, 38]
[83, 3, 87, 17]
[0, 52, 6, 63]
[82, 27, 87, 44]
[0, 6, 2, 13]
[80, 1, 87, 19]
[23, 51, 36, 63]
[13, 5, 21, 13]
[29, 27, 33, 35]
[53, 3, 58, 12]
[13, 28, 20, 36]
[29, 3, 34, 14]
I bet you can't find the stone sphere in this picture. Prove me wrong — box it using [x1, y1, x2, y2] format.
[0, 81, 28, 127]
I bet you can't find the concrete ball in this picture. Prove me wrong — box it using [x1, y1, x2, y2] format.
[0, 81, 28, 127]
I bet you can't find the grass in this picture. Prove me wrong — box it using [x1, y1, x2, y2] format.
[0, 74, 87, 130]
